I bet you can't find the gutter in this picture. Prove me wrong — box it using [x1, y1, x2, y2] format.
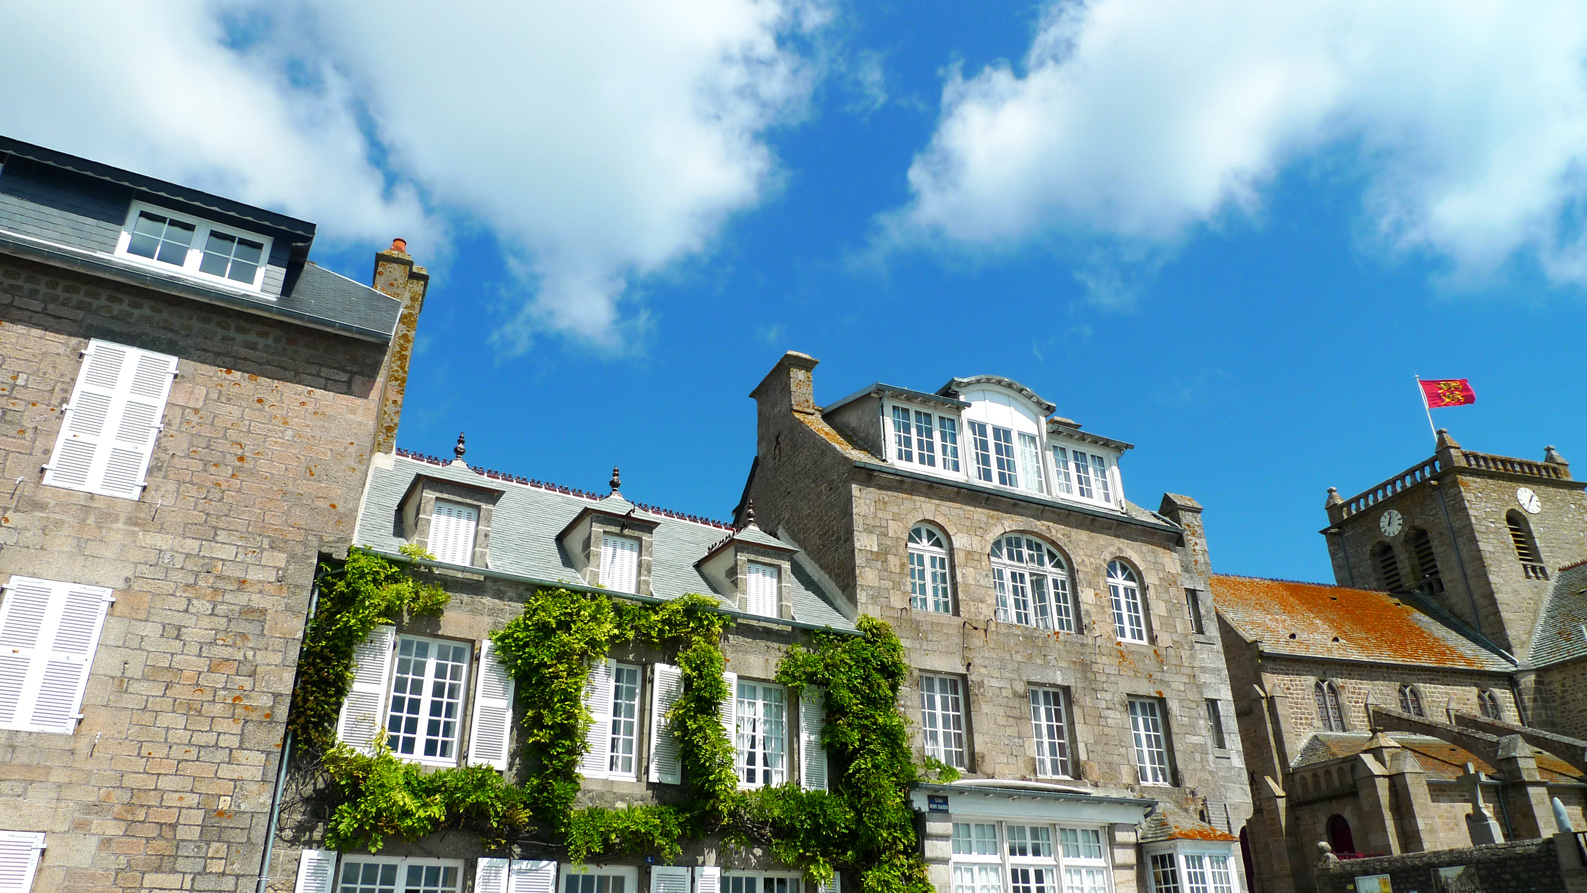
[912, 781, 1156, 810]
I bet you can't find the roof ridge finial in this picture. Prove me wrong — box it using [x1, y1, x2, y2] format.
[610, 466, 621, 494]
[742, 499, 757, 530]
[452, 432, 467, 466]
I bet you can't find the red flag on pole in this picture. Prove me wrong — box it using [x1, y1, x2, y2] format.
[1419, 379, 1475, 408]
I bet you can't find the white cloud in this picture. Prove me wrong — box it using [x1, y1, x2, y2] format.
[892, 0, 1587, 289]
[0, 0, 828, 352]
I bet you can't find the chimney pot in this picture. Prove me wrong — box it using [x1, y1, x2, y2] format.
[391, 238, 408, 253]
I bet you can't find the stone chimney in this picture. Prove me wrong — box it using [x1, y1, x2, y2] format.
[371, 239, 430, 455]
[750, 350, 820, 416]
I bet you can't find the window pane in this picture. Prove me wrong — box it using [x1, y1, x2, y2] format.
[199, 232, 236, 276]
[1090, 455, 1111, 502]
[610, 664, 641, 775]
[939, 418, 961, 471]
[909, 549, 930, 611]
[1051, 447, 1073, 494]
[387, 636, 469, 761]
[1149, 854, 1180, 893]
[930, 553, 952, 613]
[915, 411, 937, 467]
[1183, 855, 1208, 893]
[992, 427, 1019, 488]
[892, 407, 914, 462]
[1072, 451, 1093, 499]
[1018, 432, 1045, 493]
[968, 421, 994, 482]
[1030, 688, 1070, 777]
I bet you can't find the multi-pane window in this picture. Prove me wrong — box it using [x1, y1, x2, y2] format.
[118, 203, 272, 291]
[914, 411, 938, 466]
[725, 873, 802, 893]
[909, 525, 954, 614]
[1057, 447, 1115, 504]
[1149, 854, 1180, 893]
[562, 867, 635, 893]
[1029, 687, 1072, 778]
[992, 427, 1020, 488]
[1479, 689, 1502, 720]
[953, 824, 1112, 893]
[921, 674, 967, 769]
[387, 636, 470, 764]
[600, 534, 640, 594]
[1181, 854, 1234, 893]
[428, 500, 478, 565]
[1205, 699, 1226, 749]
[992, 536, 1075, 632]
[1398, 684, 1424, 717]
[968, 421, 995, 483]
[1006, 826, 1057, 893]
[581, 658, 642, 781]
[744, 561, 780, 618]
[1314, 680, 1345, 732]
[1059, 829, 1109, 893]
[1128, 698, 1171, 785]
[126, 211, 196, 266]
[939, 416, 962, 471]
[892, 406, 916, 463]
[1107, 562, 1146, 643]
[953, 823, 1003, 893]
[1017, 433, 1046, 494]
[736, 681, 787, 786]
[1185, 590, 1205, 635]
[337, 857, 463, 893]
[892, 407, 962, 473]
[198, 230, 266, 284]
[609, 664, 641, 777]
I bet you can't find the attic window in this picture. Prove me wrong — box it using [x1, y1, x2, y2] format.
[116, 201, 272, 292]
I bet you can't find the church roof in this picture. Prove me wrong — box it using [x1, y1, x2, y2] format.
[1291, 732, 1584, 784]
[1526, 561, 1587, 668]
[1212, 575, 1513, 671]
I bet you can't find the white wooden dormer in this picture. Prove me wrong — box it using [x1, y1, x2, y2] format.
[1046, 417, 1131, 513]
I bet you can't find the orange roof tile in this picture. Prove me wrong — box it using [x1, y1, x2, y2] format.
[1212, 575, 1512, 671]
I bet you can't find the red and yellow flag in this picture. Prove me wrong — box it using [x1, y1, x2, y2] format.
[1419, 379, 1475, 408]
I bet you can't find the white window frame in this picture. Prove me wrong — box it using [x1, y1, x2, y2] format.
[908, 525, 954, 614]
[1028, 686, 1073, 778]
[1017, 432, 1046, 495]
[888, 404, 963, 475]
[951, 823, 1114, 893]
[723, 871, 803, 893]
[1058, 827, 1110, 893]
[115, 200, 274, 293]
[43, 338, 178, 500]
[743, 561, 779, 618]
[335, 854, 466, 893]
[921, 673, 967, 769]
[428, 500, 479, 566]
[1107, 562, 1146, 643]
[1146, 848, 1239, 893]
[991, 536, 1075, 632]
[0, 576, 114, 733]
[1050, 443, 1122, 510]
[581, 658, 643, 782]
[735, 679, 787, 787]
[1128, 697, 1172, 786]
[600, 534, 641, 594]
[385, 634, 472, 766]
[559, 864, 638, 893]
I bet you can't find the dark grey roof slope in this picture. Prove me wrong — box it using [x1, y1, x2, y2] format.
[287, 263, 403, 338]
[357, 455, 855, 631]
[1528, 562, 1587, 667]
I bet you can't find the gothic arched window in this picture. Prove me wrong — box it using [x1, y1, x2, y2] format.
[1314, 680, 1345, 732]
[1398, 684, 1425, 717]
[1479, 689, 1503, 720]
[1372, 542, 1403, 591]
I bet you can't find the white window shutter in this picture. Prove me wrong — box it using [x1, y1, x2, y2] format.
[467, 640, 515, 771]
[476, 858, 510, 893]
[0, 577, 112, 733]
[508, 860, 558, 893]
[336, 624, 395, 753]
[817, 873, 840, 893]
[719, 671, 738, 752]
[744, 563, 778, 617]
[649, 662, 684, 784]
[292, 848, 336, 893]
[651, 866, 690, 893]
[429, 501, 479, 566]
[694, 867, 721, 893]
[0, 831, 44, 893]
[581, 657, 614, 779]
[800, 686, 828, 792]
[44, 340, 176, 499]
[601, 535, 640, 593]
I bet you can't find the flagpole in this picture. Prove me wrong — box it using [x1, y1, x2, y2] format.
[1415, 375, 1437, 444]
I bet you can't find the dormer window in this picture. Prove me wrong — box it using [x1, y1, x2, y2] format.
[428, 500, 479, 565]
[744, 561, 780, 617]
[1050, 443, 1119, 508]
[116, 201, 272, 292]
[889, 405, 960, 473]
[600, 534, 641, 593]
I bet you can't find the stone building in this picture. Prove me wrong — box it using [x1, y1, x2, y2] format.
[1219, 431, 1587, 893]
[0, 136, 424, 892]
[741, 352, 1254, 893]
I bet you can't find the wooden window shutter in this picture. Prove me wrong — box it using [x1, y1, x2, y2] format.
[581, 657, 615, 779]
[817, 874, 840, 893]
[508, 860, 558, 893]
[44, 340, 176, 499]
[429, 501, 479, 566]
[693, 867, 721, 893]
[292, 849, 336, 893]
[476, 858, 511, 893]
[336, 625, 395, 753]
[0, 831, 45, 893]
[800, 686, 827, 792]
[648, 663, 684, 784]
[719, 671, 738, 754]
[0, 577, 113, 733]
[601, 535, 640, 593]
[650, 866, 690, 893]
[745, 563, 778, 617]
[467, 640, 515, 771]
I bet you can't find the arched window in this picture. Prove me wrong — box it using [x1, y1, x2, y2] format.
[1507, 511, 1548, 579]
[1406, 528, 1443, 595]
[1107, 561, 1147, 642]
[1479, 689, 1503, 720]
[1372, 542, 1403, 591]
[1314, 680, 1345, 732]
[908, 525, 953, 614]
[1398, 684, 1424, 717]
[990, 535, 1074, 631]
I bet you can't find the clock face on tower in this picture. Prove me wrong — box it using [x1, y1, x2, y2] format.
[1517, 487, 1541, 514]
[1379, 510, 1403, 537]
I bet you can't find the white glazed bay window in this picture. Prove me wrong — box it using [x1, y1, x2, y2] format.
[116, 201, 273, 291]
[991, 536, 1074, 632]
[44, 339, 178, 500]
[1049, 445, 1118, 509]
[962, 389, 1046, 494]
[1147, 851, 1238, 893]
[951, 822, 1112, 893]
[889, 404, 961, 473]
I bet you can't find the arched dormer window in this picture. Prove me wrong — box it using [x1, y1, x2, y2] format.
[1107, 560, 1147, 643]
[1479, 689, 1503, 720]
[1372, 542, 1403, 591]
[1406, 528, 1443, 595]
[1314, 680, 1345, 732]
[1507, 511, 1548, 580]
[1398, 684, 1424, 717]
[908, 524, 953, 614]
[990, 535, 1074, 631]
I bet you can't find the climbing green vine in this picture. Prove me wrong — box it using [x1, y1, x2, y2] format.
[295, 552, 930, 893]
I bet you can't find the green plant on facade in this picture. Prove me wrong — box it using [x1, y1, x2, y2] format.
[293, 551, 930, 893]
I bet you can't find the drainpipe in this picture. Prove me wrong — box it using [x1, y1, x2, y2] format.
[256, 575, 323, 893]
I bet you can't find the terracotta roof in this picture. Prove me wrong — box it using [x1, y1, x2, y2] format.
[1138, 808, 1238, 843]
[1212, 575, 1513, 671]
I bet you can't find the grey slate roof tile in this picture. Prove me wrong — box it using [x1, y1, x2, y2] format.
[1527, 562, 1587, 667]
[357, 455, 856, 632]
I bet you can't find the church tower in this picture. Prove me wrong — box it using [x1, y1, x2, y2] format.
[1322, 430, 1587, 660]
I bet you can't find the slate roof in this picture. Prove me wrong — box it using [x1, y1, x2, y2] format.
[1212, 575, 1514, 671]
[356, 453, 856, 631]
[1526, 561, 1587, 667]
[1291, 732, 1584, 784]
[1138, 806, 1238, 843]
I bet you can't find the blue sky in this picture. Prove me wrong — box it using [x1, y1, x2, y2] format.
[7, 0, 1587, 584]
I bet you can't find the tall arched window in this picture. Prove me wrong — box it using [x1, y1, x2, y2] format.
[1406, 528, 1443, 595]
[1479, 689, 1502, 720]
[1507, 511, 1548, 579]
[1326, 815, 1355, 855]
[1107, 561, 1147, 643]
[1314, 680, 1345, 731]
[1398, 684, 1424, 717]
[1372, 543, 1403, 591]
[990, 535, 1074, 631]
[908, 525, 953, 614]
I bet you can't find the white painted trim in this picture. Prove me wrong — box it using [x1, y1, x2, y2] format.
[113, 199, 275, 294]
